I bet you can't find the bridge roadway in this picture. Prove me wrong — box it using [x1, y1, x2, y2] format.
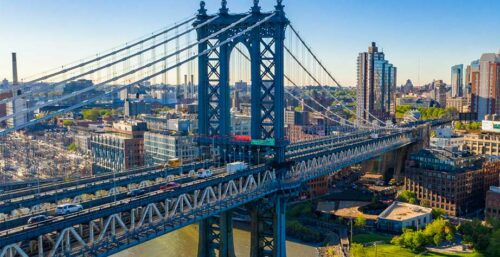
[0, 178, 63, 192]
[0, 132, 400, 231]
[0, 133, 374, 215]
[285, 130, 395, 159]
[288, 132, 402, 162]
[285, 130, 375, 152]
[0, 164, 177, 200]
[0, 164, 275, 248]
[0, 162, 209, 214]
[0, 131, 416, 252]
[0, 169, 203, 231]
[0, 132, 373, 215]
[0, 132, 368, 198]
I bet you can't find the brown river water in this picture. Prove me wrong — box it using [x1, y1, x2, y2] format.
[113, 224, 317, 257]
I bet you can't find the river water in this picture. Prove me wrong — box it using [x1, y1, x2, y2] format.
[114, 224, 317, 257]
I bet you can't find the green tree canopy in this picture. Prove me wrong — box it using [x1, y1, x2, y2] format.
[67, 143, 77, 152]
[62, 120, 74, 126]
[354, 214, 366, 228]
[397, 190, 417, 204]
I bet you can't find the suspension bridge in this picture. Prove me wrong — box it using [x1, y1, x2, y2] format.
[0, 1, 447, 257]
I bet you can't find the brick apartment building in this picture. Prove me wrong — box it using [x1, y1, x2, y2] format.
[486, 186, 500, 219]
[404, 149, 499, 216]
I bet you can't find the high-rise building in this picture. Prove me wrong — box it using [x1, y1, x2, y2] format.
[474, 53, 500, 120]
[356, 42, 396, 124]
[431, 80, 447, 107]
[451, 64, 464, 97]
[469, 60, 480, 114]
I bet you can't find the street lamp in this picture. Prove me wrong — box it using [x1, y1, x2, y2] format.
[257, 147, 261, 165]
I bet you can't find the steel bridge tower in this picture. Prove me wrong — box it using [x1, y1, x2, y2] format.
[195, 1, 290, 257]
[196, 0, 289, 164]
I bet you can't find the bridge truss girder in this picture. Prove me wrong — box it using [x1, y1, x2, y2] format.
[0, 169, 277, 257]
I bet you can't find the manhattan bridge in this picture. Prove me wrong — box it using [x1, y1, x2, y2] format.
[0, 1, 448, 257]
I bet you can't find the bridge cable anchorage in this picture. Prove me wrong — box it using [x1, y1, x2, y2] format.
[0, 15, 223, 124]
[0, 15, 197, 97]
[0, 16, 216, 108]
[0, 12, 276, 135]
[1, 12, 256, 121]
[233, 45, 373, 131]
[288, 24, 394, 128]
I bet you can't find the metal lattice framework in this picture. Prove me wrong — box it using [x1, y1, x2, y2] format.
[196, 2, 289, 162]
[0, 2, 446, 257]
[0, 169, 277, 257]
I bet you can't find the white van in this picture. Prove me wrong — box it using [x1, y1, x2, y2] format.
[56, 204, 83, 215]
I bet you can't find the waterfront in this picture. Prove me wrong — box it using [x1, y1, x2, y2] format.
[114, 224, 317, 257]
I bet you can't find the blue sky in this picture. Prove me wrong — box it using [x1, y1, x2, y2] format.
[0, 0, 499, 86]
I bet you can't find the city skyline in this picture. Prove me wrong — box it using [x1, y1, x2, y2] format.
[1, 0, 499, 87]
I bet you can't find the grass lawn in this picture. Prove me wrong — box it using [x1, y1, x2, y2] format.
[357, 244, 484, 257]
[352, 232, 392, 244]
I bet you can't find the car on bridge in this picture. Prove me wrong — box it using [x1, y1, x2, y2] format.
[55, 204, 83, 215]
[160, 182, 180, 191]
[196, 168, 213, 179]
[27, 214, 52, 225]
[165, 158, 181, 168]
[127, 188, 146, 197]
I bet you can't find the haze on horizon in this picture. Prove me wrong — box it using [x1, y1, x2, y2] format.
[0, 0, 499, 87]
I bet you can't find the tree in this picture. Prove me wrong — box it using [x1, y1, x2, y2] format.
[431, 208, 446, 219]
[354, 214, 366, 229]
[326, 247, 338, 257]
[62, 120, 74, 126]
[412, 231, 427, 250]
[67, 143, 77, 152]
[82, 108, 115, 121]
[82, 108, 100, 121]
[397, 190, 417, 204]
[392, 219, 456, 251]
[350, 243, 365, 257]
[486, 229, 500, 257]
[458, 219, 492, 251]
[454, 121, 464, 130]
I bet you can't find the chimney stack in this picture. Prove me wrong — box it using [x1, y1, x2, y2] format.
[184, 74, 188, 99]
[190, 74, 194, 98]
[12, 53, 18, 86]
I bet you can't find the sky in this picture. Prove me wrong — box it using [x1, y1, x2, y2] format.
[0, 0, 499, 87]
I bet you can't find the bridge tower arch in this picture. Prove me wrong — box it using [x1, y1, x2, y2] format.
[196, 0, 289, 163]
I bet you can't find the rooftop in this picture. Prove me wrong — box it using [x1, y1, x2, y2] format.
[490, 186, 500, 194]
[408, 148, 484, 172]
[379, 201, 432, 221]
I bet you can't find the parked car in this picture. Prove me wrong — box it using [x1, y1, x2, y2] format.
[196, 168, 213, 179]
[127, 188, 146, 197]
[27, 214, 51, 225]
[160, 182, 181, 191]
[55, 204, 83, 215]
